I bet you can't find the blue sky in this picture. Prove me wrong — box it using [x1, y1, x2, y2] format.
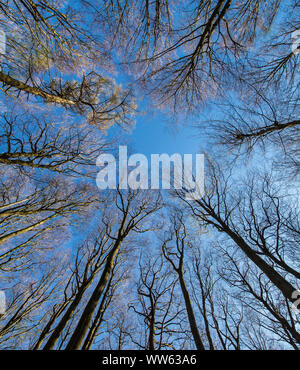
[131, 112, 204, 156]
[108, 108, 206, 160]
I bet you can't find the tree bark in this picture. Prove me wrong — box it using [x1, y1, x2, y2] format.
[43, 285, 90, 350]
[208, 208, 298, 302]
[178, 272, 205, 350]
[81, 276, 113, 350]
[0, 71, 76, 106]
[65, 240, 122, 350]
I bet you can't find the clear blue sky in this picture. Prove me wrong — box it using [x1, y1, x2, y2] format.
[108, 108, 206, 160]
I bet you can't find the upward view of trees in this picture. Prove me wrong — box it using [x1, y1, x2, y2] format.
[0, 0, 299, 350]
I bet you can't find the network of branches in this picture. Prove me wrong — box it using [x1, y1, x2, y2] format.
[0, 0, 299, 350]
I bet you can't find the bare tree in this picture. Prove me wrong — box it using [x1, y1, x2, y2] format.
[33, 221, 116, 350]
[205, 86, 300, 179]
[0, 1, 135, 128]
[218, 246, 300, 349]
[162, 210, 206, 350]
[102, 0, 283, 108]
[81, 250, 129, 350]
[128, 254, 185, 350]
[177, 161, 300, 304]
[0, 112, 110, 177]
[0, 170, 98, 273]
[65, 189, 162, 350]
[0, 264, 60, 349]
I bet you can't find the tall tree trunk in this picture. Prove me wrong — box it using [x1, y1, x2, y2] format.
[200, 204, 298, 302]
[198, 277, 214, 350]
[65, 240, 122, 350]
[221, 221, 297, 301]
[33, 300, 70, 350]
[43, 285, 90, 350]
[148, 294, 156, 351]
[81, 276, 113, 350]
[178, 272, 205, 350]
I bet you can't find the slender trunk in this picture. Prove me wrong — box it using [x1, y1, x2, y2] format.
[43, 285, 89, 350]
[205, 206, 298, 302]
[65, 240, 122, 350]
[222, 222, 297, 301]
[148, 292, 156, 351]
[198, 277, 214, 350]
[33, 300, 70, 350]
[81, 277, 113, 350]
[148, 308, 156, 350]
[178, 272, 205, 350]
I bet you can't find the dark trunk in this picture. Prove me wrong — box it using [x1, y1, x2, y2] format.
[178, 272, 205, 350]
[65, 240, 122, 350]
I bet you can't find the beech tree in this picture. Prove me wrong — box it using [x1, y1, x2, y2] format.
[175, 160, 300, 344]
[218, 246, 300, 349]
[0, 264, 61, 349]
[0, 0, 136, 128]
[0, 111, 110, 177]
[128, 255, 186, 350]
[28, 190, 161, 350]
[0, 1, 299, 351]
[101, 0, 285, 107]
[162, 211, 205, 350]
[65, 189, 162, 350]
[0, 171, 98, 272]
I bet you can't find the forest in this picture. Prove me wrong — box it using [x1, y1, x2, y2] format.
[0, 0, 299, 350]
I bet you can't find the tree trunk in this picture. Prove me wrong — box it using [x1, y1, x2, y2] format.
[212, 211, 298, 302]
[43, 285, 89, 350]
[81, 277, 113, 350]
[65, 240, 122, 350]
[0, 71, 76, 106]
[148, 311, 155, 350]
[33, 300, 69, 350]
[178, 272, 205, 350]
